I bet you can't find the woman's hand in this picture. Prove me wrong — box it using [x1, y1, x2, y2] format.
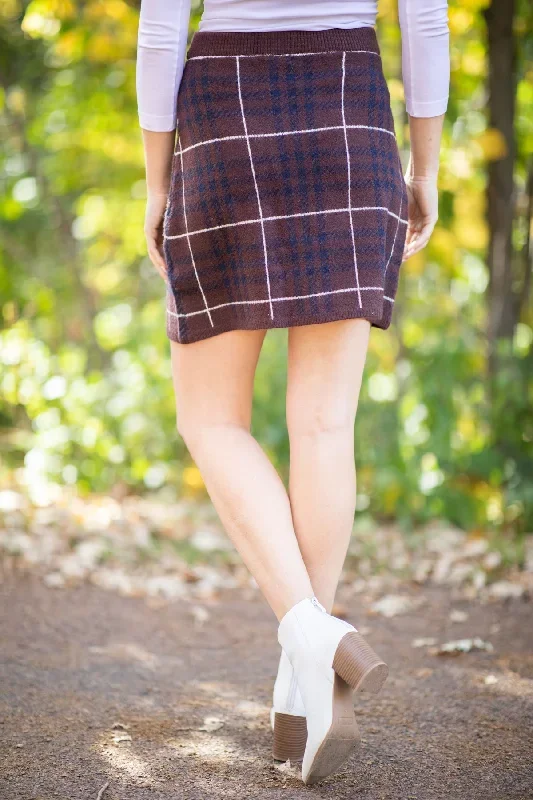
[144, 190, 168, 280]
[402, 176, 439, 261]
[402, 115, 444, 262]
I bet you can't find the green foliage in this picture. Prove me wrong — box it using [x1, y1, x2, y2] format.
[1, 0, 532, 532]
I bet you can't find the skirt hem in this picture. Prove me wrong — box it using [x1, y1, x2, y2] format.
[166, 301, 393, 345]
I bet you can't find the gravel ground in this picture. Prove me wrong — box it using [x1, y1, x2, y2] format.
[1, 572, 532, 800]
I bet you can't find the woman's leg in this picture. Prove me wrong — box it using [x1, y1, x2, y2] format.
[170, 329, 314, 620]
[286, 319, 371, 612]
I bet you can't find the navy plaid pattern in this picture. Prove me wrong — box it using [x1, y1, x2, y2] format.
[163, 27, 408, 344]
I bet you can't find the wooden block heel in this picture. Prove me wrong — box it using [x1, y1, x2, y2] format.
[332, 631, 389, 694]
[272, 712, 307, 762]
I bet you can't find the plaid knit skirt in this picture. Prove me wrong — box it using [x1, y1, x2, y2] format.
[163, 27, 408, 344]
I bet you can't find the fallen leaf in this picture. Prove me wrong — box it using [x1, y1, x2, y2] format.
[425, 524, 465, 554]
[415, 667, 433, 679]
[432, 638, 494, 656]
[472, 569, 487, 591]
[191, 605, 210, 627]
[413, 558, 433, 584]
[91, 643, 159, 670]
[143, 575, 187, 599]
[411, 637, 437, 648]
[487, 581, 524, 599]
[483, 552, 502, 570]
[44, 572, 65, 589]
[198, 716, 224, 732]
[448, 563, 475, 586]
[371, 594, 422, 618]
[462, 539, 489, 558]
[449, 609, 468, 623]
[433, 553, 455, 584]
[112, 732, 132, 744]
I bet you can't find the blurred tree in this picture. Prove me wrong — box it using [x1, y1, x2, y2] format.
[484, 0, 532, 353]
[482, 0, 533, 531]
[485, 0, 517, 351]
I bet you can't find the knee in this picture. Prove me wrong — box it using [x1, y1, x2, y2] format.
[176, 413, 249, 453]
[286, 376, 363, 442]
[286, 405, 355, 440]
[176, 411, 207, 454]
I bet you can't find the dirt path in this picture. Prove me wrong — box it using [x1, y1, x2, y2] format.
[1, 573, 532, 800]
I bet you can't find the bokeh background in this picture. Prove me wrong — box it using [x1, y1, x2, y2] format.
[1, 0, 532, 568]
[2, 9, 533, 795]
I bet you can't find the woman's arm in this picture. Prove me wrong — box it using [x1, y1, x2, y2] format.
[136, 0, 192, 277]
[141, 130, 175, 278]
[403, 114, 444, 261]
[398, 0, 449, 260]
[136, 0, 192, 132]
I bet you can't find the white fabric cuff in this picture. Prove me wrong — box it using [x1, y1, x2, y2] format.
[138, 111, 177, 132]
[406, 96, 449, 118]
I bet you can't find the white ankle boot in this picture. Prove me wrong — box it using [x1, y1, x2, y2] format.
[278, 596, 388, 785]
[270, 648, 307, 761]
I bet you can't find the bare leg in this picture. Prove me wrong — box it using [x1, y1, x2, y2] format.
[286, 319, 371, 612]
[170, 330, 314, 620]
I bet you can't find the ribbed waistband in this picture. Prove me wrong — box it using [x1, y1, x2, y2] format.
[187, 26, 380, 59]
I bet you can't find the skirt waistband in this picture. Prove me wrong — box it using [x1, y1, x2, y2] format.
[187, 26, 380, 59]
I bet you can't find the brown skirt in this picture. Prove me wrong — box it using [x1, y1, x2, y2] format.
[163, 27, 408, 344]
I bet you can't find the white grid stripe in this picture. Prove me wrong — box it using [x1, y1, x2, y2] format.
[188, 49, 380, 61]
[164, 206, 407, 242]
[236, 55, 274, 319]
[341, 51, 362, 309]
[175, 124, 395, 156]
[178, 146, 214, 327]
[167, 286, 395, 320]
[384, 193, 403, 275]
[384, 163, 406, 276]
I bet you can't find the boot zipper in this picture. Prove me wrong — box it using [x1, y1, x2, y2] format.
[311, 596, 327, 613]
[311, 595, 352, 628]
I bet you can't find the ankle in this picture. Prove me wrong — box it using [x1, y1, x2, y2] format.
[275, 591, 316, 622]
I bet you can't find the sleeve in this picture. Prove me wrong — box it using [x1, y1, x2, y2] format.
[398, 0, 450, 118]
[136, 0, 193, 132]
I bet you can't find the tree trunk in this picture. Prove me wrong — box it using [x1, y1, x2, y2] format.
[484, 0, 517, 367]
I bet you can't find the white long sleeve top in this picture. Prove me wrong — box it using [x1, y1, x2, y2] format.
[136, 0, 450, 132]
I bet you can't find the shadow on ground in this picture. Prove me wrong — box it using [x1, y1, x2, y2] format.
[1, 573, 532, 799]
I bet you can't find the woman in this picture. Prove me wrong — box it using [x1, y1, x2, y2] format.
[136, 0, 449, 784]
